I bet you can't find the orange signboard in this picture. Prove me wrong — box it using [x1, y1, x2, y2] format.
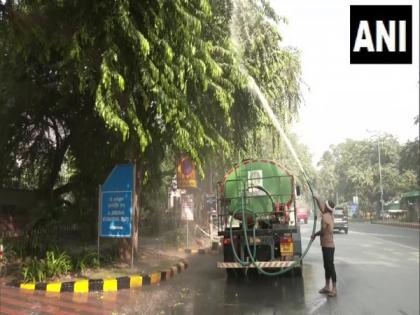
[177, 155, 197, 189]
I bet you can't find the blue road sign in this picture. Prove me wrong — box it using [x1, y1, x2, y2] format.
[351, 203, 358, 215]
[100, 164, 134, 237]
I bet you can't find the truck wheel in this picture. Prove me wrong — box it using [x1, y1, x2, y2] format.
[345, 228, 348, 234]
[304, 219, 308, 224]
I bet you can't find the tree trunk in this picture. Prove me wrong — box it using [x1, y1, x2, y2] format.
[118, 160, 141, 265]
[118, 238, 132, 264]
[133, 160, 141, 256]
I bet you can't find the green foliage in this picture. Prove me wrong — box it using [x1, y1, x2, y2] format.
[0, 0, 303, 240]
[316, 135, 419, 213]
[74, 251, 99, 274]
[17, 245, 104, 281]
[22, 250, 72, 283]
[400, 138, 420, 187]
[22, 259, 46, 283]
[231, 0, 302, 124]
[44, 251, 72, 278]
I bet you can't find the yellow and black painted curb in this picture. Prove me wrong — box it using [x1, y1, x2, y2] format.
[17, 260, 188, 294]
[181, 248, 207, 254]
[179, 246, 220, 255]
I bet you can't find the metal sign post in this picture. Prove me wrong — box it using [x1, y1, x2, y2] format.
[177, 154, 197, 251]
[97, 185, 101, 266]
[186, 220, 189, 250]
[181, 193, 194, 250]
[131, 163, 136, 269]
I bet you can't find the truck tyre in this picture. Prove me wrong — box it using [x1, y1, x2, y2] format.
[304, 219, 308, 224]
[345, 228, 348, 234]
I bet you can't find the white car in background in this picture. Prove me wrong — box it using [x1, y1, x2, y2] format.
[334, 207, 349, 234]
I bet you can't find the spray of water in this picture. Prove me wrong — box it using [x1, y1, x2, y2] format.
[228, 0, 317, 277]
[230, 0, 309, 182]
[248, 78, 309, 180]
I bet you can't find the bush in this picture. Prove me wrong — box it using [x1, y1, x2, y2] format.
[74, 251, 99, 274]
[45, 251, 72, 278]
[22, 250, 72, 283]
[22, 258, 46, 283]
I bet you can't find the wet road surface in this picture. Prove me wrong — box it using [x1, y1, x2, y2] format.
[1, 221, 418, 314]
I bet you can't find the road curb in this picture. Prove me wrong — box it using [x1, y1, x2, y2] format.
[16, 259, 188, 294]
[180, 247, 215, 255]
[371, 221, 419, 229]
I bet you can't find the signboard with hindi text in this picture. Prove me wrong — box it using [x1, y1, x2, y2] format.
[100, 164, 134, 237]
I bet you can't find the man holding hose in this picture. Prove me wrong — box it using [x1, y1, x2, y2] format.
[311, 196, 337, 297]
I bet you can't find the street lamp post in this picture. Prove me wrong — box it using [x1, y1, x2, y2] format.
[377, 138, 384, 217]
[367, 130, 384, 218]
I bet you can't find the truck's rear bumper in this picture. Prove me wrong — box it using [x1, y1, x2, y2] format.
[217, 261, 296, 268]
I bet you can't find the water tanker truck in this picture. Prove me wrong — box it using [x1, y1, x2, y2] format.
[216, 159, 303, 277]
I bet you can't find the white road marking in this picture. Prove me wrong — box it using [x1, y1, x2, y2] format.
[308, 297, 328, 314]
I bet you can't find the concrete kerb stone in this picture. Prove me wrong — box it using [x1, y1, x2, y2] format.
[14, 244, 218, 294]
[179, 247, 219, 255]
[371, 221, 420, 229]
[15, 259, 188, 294]
[182, 248, 205, 254]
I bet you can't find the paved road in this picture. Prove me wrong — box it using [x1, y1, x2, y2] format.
[352, 221, 419, 248]
[1, 220, 418, 314]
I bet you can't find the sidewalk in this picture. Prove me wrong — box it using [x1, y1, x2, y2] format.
[132, 233, 212, 273]
[1, 230, 214, 293]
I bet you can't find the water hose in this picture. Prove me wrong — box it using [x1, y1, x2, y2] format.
[223, 62, 319, 276]
[228, 208, 257, 267]
[228, 0, 319, 276]
[227, 164, 318, 277]
[242, 76, 319, 275]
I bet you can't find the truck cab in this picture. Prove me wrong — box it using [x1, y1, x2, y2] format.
[296, 208, 309, 224]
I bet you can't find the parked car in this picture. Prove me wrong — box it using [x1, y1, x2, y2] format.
[334, 207, 348, 234]
[296, 208, 309, 224]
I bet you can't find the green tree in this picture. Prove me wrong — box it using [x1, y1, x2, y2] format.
[316, 150, 338, 202]
[316, 135, 419, 217]
[0, 0, 302, 261]
[400, 117, 420, 187]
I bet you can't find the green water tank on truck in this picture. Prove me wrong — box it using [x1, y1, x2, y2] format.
[216, 159, 303, 277]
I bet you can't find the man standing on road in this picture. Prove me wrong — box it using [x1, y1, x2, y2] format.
[311, 196, 337, 297]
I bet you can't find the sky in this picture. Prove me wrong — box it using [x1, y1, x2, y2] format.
[270, 0, 419, 165]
